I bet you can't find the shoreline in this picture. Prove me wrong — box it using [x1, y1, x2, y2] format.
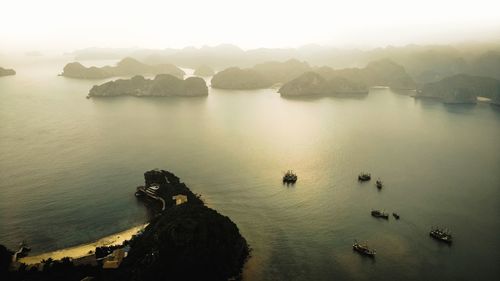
[18, 223, 148, 265]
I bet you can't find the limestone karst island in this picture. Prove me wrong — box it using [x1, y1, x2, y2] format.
[1, 1, 500, 281]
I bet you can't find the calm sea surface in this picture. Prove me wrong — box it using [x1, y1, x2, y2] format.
[0, 58, 499, 280]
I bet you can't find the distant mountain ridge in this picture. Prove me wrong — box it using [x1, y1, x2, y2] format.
[61, 57, 185, 79]
[69, 43, 500, 83]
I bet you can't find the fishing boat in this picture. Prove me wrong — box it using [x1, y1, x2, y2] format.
[353, 240, 376, 257]
[371, 209, 389, 219]
[358, 172, 371, 181]
[392, 212, 400, 220]
[376, 179, 383, 189]
[283, 170, 297, 184]
[429, 227, 453, 244]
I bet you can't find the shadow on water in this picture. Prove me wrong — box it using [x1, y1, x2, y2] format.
[88, 95, 208, 107]
[442, 103, 477, 114]
[390, 89, 417, 96]
[489, 103, 500, 112]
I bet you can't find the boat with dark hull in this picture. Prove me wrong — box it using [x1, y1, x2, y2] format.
[283, 170, 298, 184]
[429, 227, 453, 244]
[353, 240, 376, 257]
[371, 209, 389, 219]
[358, 172, 371, 181]
[392, 212, 400, 220]
[376, 179, 383, 189]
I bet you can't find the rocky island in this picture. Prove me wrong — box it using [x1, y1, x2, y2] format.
[61, 57, 185, 79]
[279, 71, 368, 97]
[211, 59, 415, 91]
[88, 74, 208, 97]
[314, 59, 416, 90]
[211, 67, 272, 89]
[415, 74, 500, 104]
[193, 65, 215, 76]
[0, 67, 16, 77]
[211, 59, 312, 89]
[0, 169, 249, 281]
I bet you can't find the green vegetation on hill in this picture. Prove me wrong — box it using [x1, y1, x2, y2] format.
[61, 57, 185, 79]
[212, 58, 415, 91]
[69, 44, 500, 84]
[211, 67, 272, 89]
[278, 72, 368, 97]
[417, 74, 500, 104]
[88, 75, 208, 97]
[211, 59, 312, 89]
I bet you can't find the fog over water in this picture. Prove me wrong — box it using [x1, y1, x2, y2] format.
[0, 59, 499, 280]
[1, 1, 500, 280]
[1, 0, 500, 52]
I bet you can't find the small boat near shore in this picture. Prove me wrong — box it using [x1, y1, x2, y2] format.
[376, 179, 383, 189]
[392, 212, 400, 220]
[358, 172, 371, 181]
[371, 209, 389, 219]
[283, 170, 297, 184]
[353, 240, 376, 257]
[429, 227, 453, 244]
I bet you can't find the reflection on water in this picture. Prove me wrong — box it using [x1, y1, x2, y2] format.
[0, 59, 499, 281]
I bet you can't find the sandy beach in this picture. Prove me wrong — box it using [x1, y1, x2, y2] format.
[19, 224, 148, 264]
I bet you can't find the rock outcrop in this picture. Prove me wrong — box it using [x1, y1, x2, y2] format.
[0, 67, 16, 77]
[212, 59, 414, 91]
[211, 67, 272, 89]
[252, 59, 311, 84]
[61, 57, 185, 79]
[211, 59, 312, 89]
[315, 59, 416, 90]
[125, 169, 250, 281]
[88, 75, 208, 97]
[279, 72, 368, 97]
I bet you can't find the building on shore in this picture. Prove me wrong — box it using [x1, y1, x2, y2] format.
[102, 246, 130, 269]
[172, 194, 188, 205]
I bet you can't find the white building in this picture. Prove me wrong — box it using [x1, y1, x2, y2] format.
[145, 184, 160, 196]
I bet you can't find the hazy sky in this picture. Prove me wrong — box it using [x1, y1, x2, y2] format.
[1, 0, 499, 52]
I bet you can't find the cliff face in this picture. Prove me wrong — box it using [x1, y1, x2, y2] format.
[61, 57, 185, 79]
[0, 67, 16, 77]
[417, 74, 500, 104]
[278, 72, 368, 97]
[88, 75, 208, 97]
[211, 67, 272, 89]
